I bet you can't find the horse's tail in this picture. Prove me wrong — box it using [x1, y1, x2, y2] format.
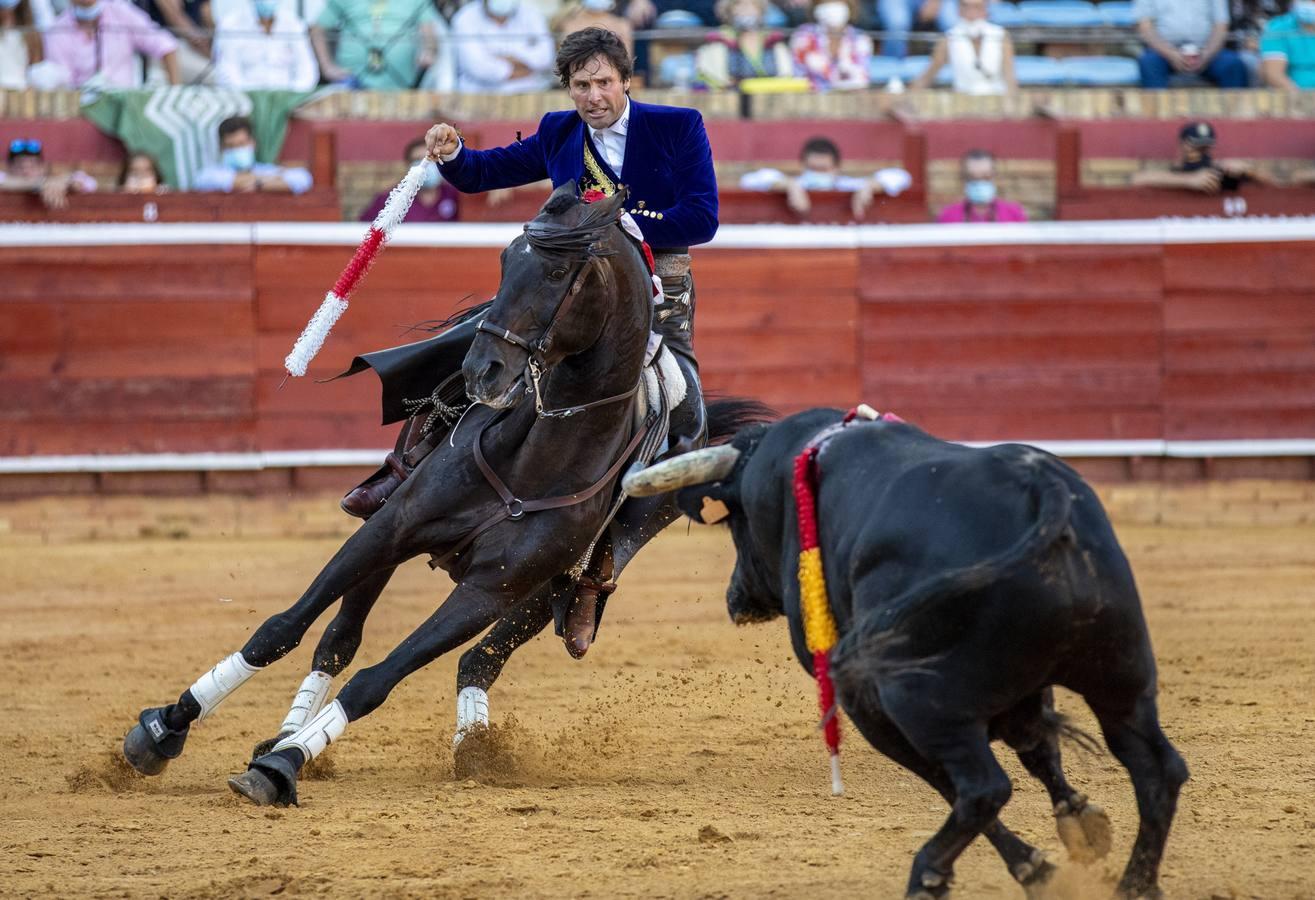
[706, 397, 776, 445]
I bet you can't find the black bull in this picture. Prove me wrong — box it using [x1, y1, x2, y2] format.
[627, 408, 1188, 899]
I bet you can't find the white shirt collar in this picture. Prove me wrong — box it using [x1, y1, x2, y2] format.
[591, 97, 630, 140]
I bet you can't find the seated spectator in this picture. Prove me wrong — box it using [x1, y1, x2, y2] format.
[739, 136, 913, 218]
[119, 152, 166, 193]
[451, 0, 555, 93]
[43, 0, 180, 88]
[694, 0, 794, 89]
[0, 138, 98, 210]
[360, 137, 459, 222]
[214, 0, 319, 91]
[194, 116, 313, 194]
[912, 0, 1014, 93]
[937, 148, 1026, 222]
[880, 0, 957, 59]
[790, 0, 873, 90]
[0, 0, 45, 90]
[134, 0, 215, 85]
[1134, 0, 1248, 88]
[1260, 0, 1315, 90]
[623, 0, 719, 28]
[1131, 121, 1269, 193]
[554, 0, 634, 54]
[312, 0, 441, 90]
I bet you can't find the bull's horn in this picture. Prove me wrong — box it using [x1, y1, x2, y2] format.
[622, 445, 741, 496]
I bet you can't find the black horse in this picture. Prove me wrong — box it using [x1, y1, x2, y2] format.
[121, 185, 765, 805]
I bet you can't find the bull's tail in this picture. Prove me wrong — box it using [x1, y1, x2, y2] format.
[831, 460, 1074, 699]
[706, 398, 776, 445]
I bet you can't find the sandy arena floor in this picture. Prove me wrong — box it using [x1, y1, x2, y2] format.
[1, 485, 1313, 899]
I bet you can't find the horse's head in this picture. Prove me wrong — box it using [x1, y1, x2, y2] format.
[463, 184, 632, 409]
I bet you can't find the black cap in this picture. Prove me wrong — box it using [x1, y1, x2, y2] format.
[1179, 121, 1216, 146]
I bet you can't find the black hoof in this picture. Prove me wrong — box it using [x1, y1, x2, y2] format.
[228, 769, 281, 806]
[122, 724, 170, 776]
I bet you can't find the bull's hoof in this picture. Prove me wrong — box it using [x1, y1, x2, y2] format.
[122, 724, 170, 776]
[229, 752, 299, 807]
[1055, 795, 1112, 864]
[122, 707, 189, 776]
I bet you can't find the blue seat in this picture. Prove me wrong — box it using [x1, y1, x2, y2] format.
[899, 55, 933, 81]
[1013, 54, 1066, 84]
[1014, 0, 1104, 26]
[658, 52, 697, 86]
[763, 3, 789, 27]
[1098, 0, 1137, 26]
[989, 2, 1027, 25]
[869, 56, 905, 83]
[654, 9, 704, 27]
[1060, 54, 1141, 85]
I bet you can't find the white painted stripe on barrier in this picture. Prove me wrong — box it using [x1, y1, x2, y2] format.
[3, 218, 1314, 250]
[3, 440, 1313, 474]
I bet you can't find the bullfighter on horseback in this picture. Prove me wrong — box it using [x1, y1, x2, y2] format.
[339, 26, 719, 656]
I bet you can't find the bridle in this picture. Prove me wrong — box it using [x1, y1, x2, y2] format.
[474, 223, 643, 419]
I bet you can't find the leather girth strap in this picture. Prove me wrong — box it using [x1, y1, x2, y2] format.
[429, 409, 652, 571]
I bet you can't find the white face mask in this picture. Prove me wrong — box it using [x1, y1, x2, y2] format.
[813, 0, 849, 29]
[486, 0, 518, 17]
[581, 0, 615, 10]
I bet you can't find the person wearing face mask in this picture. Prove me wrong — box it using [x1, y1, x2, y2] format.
[937, 149, 1026, 223]
[554, 0, 634, 55]
[911, 0, 1016, 94]
[358, 137, 460, 222]
[1260, 0, 1315, 90]
[43, 0, 180, 87]
[213, 0, 318, 90]
[311, 0, 441, 90]
[1134, 0, 1248, 88]
[0, 0, 45, 90]
[450, 0, 555, 94]
[1131, 121, 1267, 194]
[193, 115, 313, 194]
[878, 0, 959, 59]
[694, 0, 794, 89]
[790, 0, 873, 90]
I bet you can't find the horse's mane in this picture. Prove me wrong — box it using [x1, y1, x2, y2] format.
[524, 189, 626, 258]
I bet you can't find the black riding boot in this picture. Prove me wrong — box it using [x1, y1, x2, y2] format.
[654, 258, 706, 459]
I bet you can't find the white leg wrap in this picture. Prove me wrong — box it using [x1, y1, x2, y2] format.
[189, 652, 260, 720]
[453, 686, 490, 749]
[278, 671, 333, 735]
[272, 699, 348, 763]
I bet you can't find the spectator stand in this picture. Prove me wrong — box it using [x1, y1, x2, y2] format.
[1054, 122, 1315, 219]
[0, 128, 340, 222]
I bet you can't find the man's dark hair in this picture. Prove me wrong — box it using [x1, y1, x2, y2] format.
[962, 148, 995, 167]
[800, 137, 841, 163]
[218, 116, 254, 142]
[554, 27, 633, 88]
[404, 136, 427, 161]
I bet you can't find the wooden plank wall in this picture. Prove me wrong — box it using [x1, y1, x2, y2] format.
[1, 240, 1313, 462]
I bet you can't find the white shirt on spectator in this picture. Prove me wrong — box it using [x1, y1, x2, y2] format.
[194, 162, 314, 194]
[451, 0, 555, 94]
[589, 96, 629, 174]
[213, 4, 319, 90]
[946, 20, 1008, 95]
[1131, 0, 1228, 46]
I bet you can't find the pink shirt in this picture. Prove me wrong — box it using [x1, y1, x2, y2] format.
[937, 199, 1028, 223]
[44, 0, 179, 89]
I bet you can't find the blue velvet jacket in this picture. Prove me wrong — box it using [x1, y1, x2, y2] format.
[439, 99, 718, 250]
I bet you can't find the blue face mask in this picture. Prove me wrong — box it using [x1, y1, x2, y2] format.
[964, 179, 996, 205]
[421, 165, 441, 189]
[254, 0, 278, 18]
[797, 169, 838, 191]
[222, 145, 256, 172]
[73, 1, 102, 20]
[1295, 0, 1315, 24]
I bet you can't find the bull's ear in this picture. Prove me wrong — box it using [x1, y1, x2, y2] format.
[677, 483, 734, 525]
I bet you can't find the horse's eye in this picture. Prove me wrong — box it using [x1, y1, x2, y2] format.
[549, 267, 568, 281]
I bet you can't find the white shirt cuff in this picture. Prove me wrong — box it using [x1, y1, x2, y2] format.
[439, 139, 463, 164]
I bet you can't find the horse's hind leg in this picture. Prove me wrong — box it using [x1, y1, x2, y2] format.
[122, 526, 400, 776]
[230, 582, 508, 806]
[251, 566, 396, 760]
[1091, 693, 1188, 898]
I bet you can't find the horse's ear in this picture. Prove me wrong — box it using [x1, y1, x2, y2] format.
[594, 185, 630, 217]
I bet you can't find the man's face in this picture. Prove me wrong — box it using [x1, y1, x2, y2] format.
[408, 145, 427, 167]
[221, 128, 256, 153]
[568, 55, 630, 130]
[959, 0, 987, 21]
[802, 151, 839, 175]
[8, 153, 46, 180]
[1180, 139, 1212, 163]
[963, 156, 995, 183]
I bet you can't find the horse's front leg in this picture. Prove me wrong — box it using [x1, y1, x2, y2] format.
[121, 524, 402, 777]
[229, 580, 512, 806]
